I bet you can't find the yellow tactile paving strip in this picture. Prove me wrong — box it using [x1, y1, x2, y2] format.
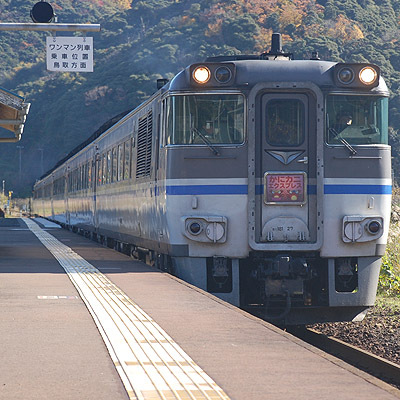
[24, 218, 230, 400]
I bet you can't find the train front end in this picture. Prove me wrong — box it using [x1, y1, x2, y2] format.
[245, 60, 390, 324]
[163, 43, 391, 324]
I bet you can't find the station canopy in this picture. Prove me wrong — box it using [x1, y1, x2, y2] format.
[0, 86, 30, 142]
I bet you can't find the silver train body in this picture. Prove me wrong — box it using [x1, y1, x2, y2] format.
[33, 48, 392, 324]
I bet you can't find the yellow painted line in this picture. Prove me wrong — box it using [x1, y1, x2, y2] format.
[37, 295, 78, 299]
[24, 218, 230, 400]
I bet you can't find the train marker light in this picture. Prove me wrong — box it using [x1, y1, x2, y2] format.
[359, 66, 378, 85]
[189, 221, 203, 235]
[337, 67, 354, 84]
[193, 66, 211, 84]
[215, 66, 232, 83]
[367, 220, 381, 234]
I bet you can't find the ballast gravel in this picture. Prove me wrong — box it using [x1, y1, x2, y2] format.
[311, 299, 400, 366]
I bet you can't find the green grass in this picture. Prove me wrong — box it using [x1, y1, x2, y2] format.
[379, 237, 400, 296]
[378, 189, 400, 297]
[375, 295, 400, 311]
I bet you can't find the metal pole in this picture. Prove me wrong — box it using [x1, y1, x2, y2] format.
[2, 180, 4, 196]
[0, 23, 100, 32]
[16, 145, 24, 182]
[38, 148, 44, 175]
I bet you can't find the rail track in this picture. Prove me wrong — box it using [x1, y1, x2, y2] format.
[286, 325, 400, 391]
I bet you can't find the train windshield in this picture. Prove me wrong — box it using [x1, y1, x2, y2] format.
[165, 94, 245, 145]
[326, 95, 388, 145]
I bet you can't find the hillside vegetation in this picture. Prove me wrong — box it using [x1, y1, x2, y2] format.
[0, 0, 400, 195]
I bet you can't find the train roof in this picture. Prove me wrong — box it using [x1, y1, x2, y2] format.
[167, 58, 389, 95]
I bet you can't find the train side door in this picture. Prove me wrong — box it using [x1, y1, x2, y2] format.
[256, 92, 318, 244]
[92, 156, 97, 228]
[93, 154, 100, 229]
[50, 178, 54, 219]
[65, 167, 70, 225]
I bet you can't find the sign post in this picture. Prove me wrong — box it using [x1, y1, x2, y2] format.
[46, 36, 94, 72]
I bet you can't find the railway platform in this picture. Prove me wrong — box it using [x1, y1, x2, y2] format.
[0, 217, 399, 400]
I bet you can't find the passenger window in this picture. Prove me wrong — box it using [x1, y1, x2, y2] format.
[88, 163, 91, 188]
[82, 165, 85, 190]
[266, 99, 305, 146]
[124, 140, 131, 180]
[118, 144, 123, 181]
[97, 159, 101, 185]
[106, 151, 112, 184]
[102, 154, 106, 185]
[78, 166, 82, 191]
[112, 147, 117, 182]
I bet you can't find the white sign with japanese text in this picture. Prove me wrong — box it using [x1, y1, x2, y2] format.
[46, 36, 93, 72]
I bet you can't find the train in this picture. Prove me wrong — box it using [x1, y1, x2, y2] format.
[33, 34, 392, 324]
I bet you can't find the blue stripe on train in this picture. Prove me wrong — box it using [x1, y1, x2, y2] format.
[324, 184, 392, 195]
[166, 184, 248, 195]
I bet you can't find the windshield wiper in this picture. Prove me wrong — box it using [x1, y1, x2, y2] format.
[191, 127, 220, 156]
[329, 128, 357, 156]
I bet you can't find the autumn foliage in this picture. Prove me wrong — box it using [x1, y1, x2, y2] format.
[203, 0, 364, 49]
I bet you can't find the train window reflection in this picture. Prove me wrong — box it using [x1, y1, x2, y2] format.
[118, 144, 123, 182]
[166, 94, 244, 145]
[102, 154, 106, 185]
[107, 150, 112, 184]
[124, 140, 131, 180]
[112, 147, 117, 182]
[326, 95, 388, 145]
[266, 99, 305, 146]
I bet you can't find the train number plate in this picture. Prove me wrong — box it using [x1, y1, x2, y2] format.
[264, 172, 307, 205]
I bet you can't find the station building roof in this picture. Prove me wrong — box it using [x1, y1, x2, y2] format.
[0, 86, 30, 142]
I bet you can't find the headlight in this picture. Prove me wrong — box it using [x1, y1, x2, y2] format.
[189, 63, 235, 86]
[192, 66, 211, 84]
[334, 63, 380, 89]
[359, 66, 378, 85]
